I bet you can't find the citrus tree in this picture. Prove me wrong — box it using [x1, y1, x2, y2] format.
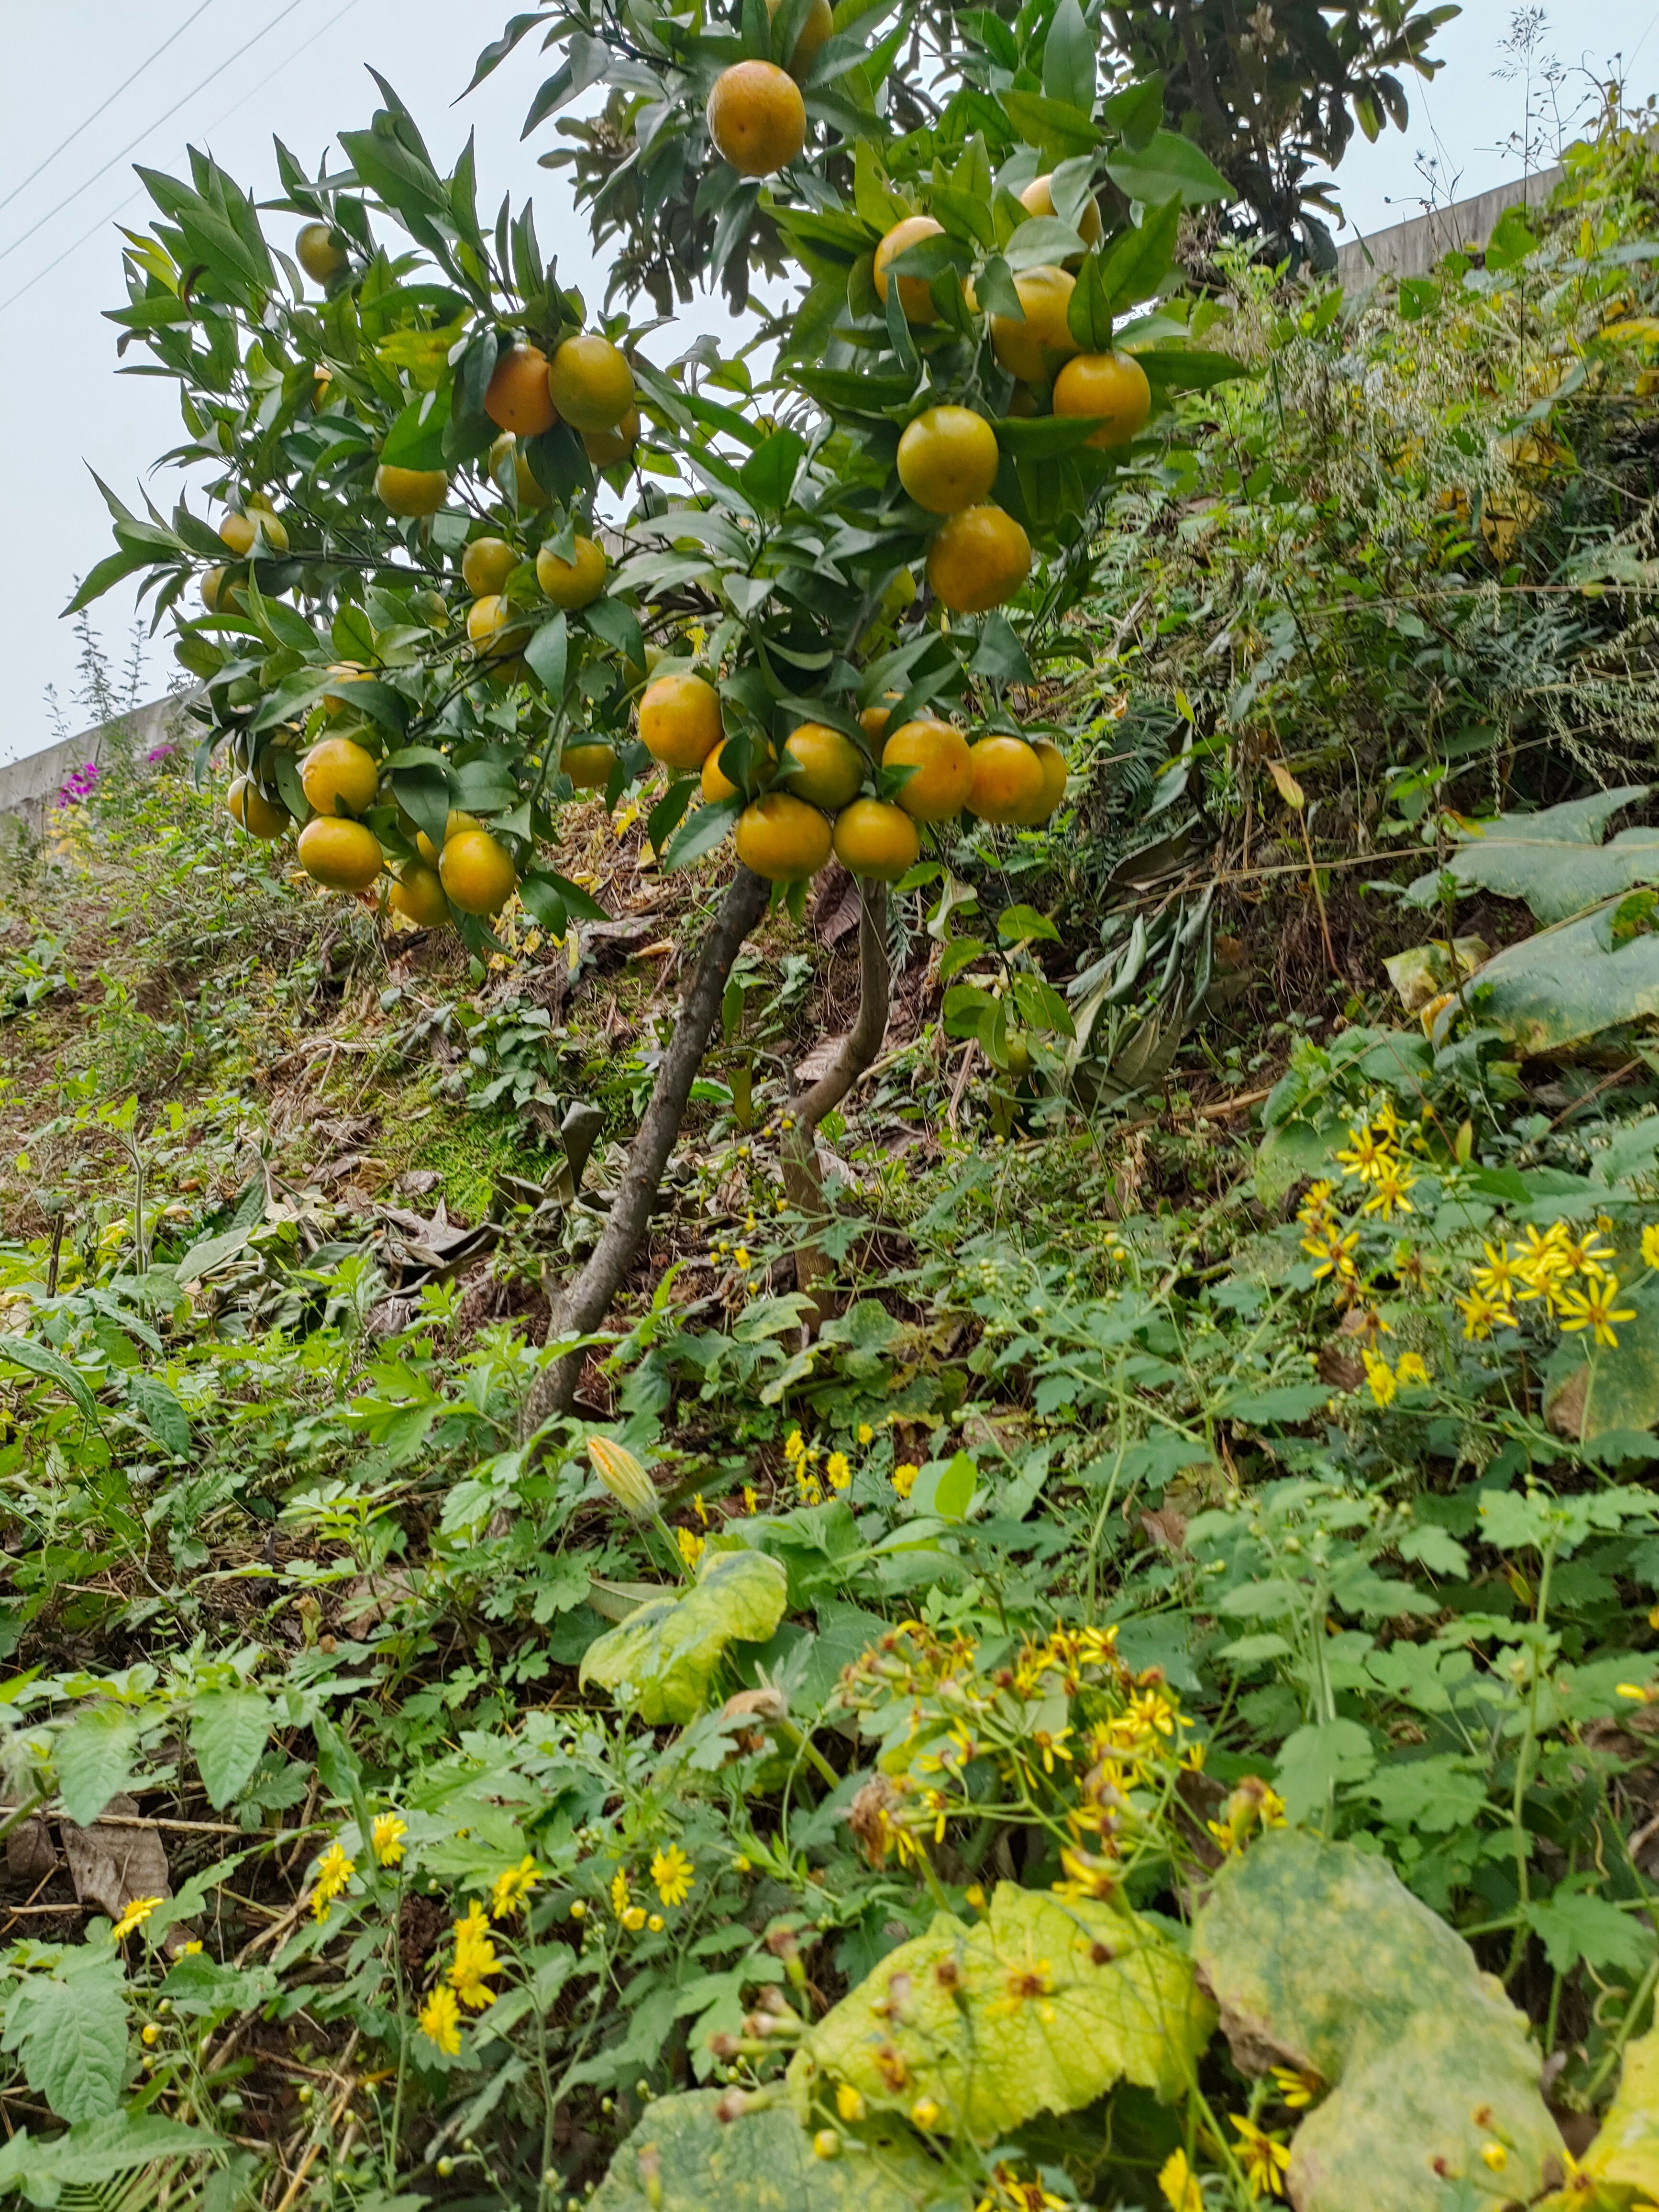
[87, 6, 1276, 1421]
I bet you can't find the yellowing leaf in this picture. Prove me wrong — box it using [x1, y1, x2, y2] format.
[1266, 759, 1305, 810]
[789, 1882, 1213, 2141]
[1578, 2023, 1659, 2198]
[579, 1548, 788, 1725]
[1193, 1831, 1565, 2212]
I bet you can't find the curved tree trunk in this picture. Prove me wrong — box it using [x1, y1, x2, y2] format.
[780, 882, 892, 1330]
[519, 863, 770, 1438]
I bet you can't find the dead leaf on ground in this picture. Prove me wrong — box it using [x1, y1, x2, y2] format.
[60, 1794, 174, 1938]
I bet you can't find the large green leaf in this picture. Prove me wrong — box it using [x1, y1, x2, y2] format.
[8, 1963, 129, 2124]
[1104, 129, 1230, 208]
[1466, 900, 1659, 1057]
[789, 1882, 1213, 2140]
[189, 1688, 273, 1810]
[0, 2113, 220, 2200]
[579, 1550, 789, 1725]
[1575, 2022, 1659, 2199]
[1406, 785, 1657, 923]
[1192, 1831, 1565, 2212]
[590, 2089, 965, 2212]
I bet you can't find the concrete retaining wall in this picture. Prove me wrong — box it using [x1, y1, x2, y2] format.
[0, 696, 196, 842]
[1334, 162, 1566, 287]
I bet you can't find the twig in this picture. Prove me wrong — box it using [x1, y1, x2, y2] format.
[1179, 1086, 1273, 1123]
[946, 1040, 978, 1133]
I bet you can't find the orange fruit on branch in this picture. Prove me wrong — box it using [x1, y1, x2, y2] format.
[488, 433, 551, 510]
[926, 505, 1031, 614]
[301, 735, 378, 818]
[296, 223, 347, 284]
[298, 817, 382, 891]
[1018, 175, 1103, 256]
[874, 215, 944, 325]
[375, 464, 450, 518]
[767, 0, 833, 73]
[440, 828, 518, 916]
[227, 777, 288, 840]
[708, 61, 806, 176]
[832, 797, 918, 881]
[563, 742, 619, 789]
[734, 792, 832, 881]
[859, 693, 902, 741]
[220, 507, 288, 557]
[1051, 351, 1152, 449]
[584, 409, 640, 466]
[462, 536, 518, 597]
[467, 595, 534, 655]
[778, 722, 864, 810]
[549, 335, 635, 434]
[640, 673, 723, 770]
[1009, 738, 1068, 824]
[536, 536, 607, 609]
[896, 406, 1000, 515]
[702, 738, 774, 803]
[485, 343, 558, 439]
[200, 567, 243, 614]
[967, 735, 1044, 823]
[389, 863, 452, 928]
[882, 719, 973, 821]
[989, 265, 1078, 385]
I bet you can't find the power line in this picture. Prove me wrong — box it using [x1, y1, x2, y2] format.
[0, 0, 314, 270]
[0, 0, 221, 218]
[0, 0, 366, 318]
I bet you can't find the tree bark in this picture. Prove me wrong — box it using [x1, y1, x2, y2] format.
[520, 863, 770, 1436]
[781, 882, 892, 1328]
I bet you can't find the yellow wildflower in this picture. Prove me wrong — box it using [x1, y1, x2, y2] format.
[1481, 2143, 1508, 2173]
[892, 1462, 919, 1498]
[1471, 1240, 1524, 1304]
[1456, 1289, 1512, 1341]
[677, 1526, 706, 1569]
[1304, 1227, 1361, 1284]
[650, 1846, 695, 1907]
[743, 1483, 759, 1514]
[622, 1904, 647, 1931]
[1394, 1351, 1430, 1387]
[111, 1894, 163, 1941]
[1270, 2065, 1322, 2109]
[490, 1856, 540, 1919]
[1335, 1125, 1390, 1182]
[856, 1423, 874, 1445]
[692, 1492, 708, 1525]
[371, 1813, 407, 1866]
[310, 1841, 356, 1921]
[1643, 1223, 1659, 1272]
[1159, 2149, 1204, 2212]
[1231, 2113, 1292, 2199]
[826, 1451, 852, 1492]
[1362, 1352, 1396, 1409]
[448, 1909, 500, 2011]
[418, 1985, 462, 2055]
[1360, 1164, 1416, 1218]
[1559, 1272, 1636, 1349]
[1555, 1225, 1614, 1277]
[610, 1868, 631, 1919]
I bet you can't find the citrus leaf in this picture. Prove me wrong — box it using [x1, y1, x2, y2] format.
[790, 1881, 1214, 2138]
[579, 1550, 789, 1724]
[1193, 1830, 1565, 2212]
[1104, 129, 1230, 208]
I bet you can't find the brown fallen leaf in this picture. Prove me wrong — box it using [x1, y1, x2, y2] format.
[60, 1793, 170, 1927]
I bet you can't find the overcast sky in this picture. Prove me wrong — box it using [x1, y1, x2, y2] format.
[0, 0, 1650, 766]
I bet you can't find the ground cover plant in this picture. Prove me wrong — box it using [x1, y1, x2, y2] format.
[8, 6, 1659, 2209]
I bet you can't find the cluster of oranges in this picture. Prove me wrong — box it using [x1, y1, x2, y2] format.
[639, 674, 1066, 882]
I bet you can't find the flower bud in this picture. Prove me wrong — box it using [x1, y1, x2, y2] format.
[587, 1437, 658, 1518]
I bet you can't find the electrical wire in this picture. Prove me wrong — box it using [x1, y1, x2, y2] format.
[0, 0, 314, 270]
[0, 0, 221, 217]
[0, 0, 366, 317]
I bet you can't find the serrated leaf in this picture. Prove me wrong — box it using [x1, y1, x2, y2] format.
[13, 1970, 128, 2124]
[579, 1550, 789, 1724]
[189, 1688, 273, 1810]
[55, 1709, 140, 1826]
[1193, 1831, 1564, 2212]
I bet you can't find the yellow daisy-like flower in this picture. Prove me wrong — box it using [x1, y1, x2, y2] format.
[825, 1451, 852, 1492]
[418, 1985, 462, 2056]
[448, 1903, 500, 2010]
[1304, 1227, 1361, 1284]
[1643, 1222, 1659, 1272]
[310, 1841, 356, 1921]
[1456, 1289, 1513, 1341]
[1270, 2065, 1322, 2109]
[1335, 1126, 1390, 1182]
[1471, 1240, 1524, 1304]
[677, 1526, 706, 1569]
[836, 2084, 867, 2123]
[1555, 1226, 1615, 1277]
[1363, 1353, 1396, 1409]
[1360, 1164, 1416, 1218]
[743, 1483, 759, 1514]
[610, 1868, 631, 1920]
[621, 1904, 647, 1932]
[1230, 2113, 1292, 2200]
[783, 1428, 807, 1465]
[490, 1856, 541, 1920]
[692, 1492, 708, 1526]
[856, 1423, 874, 1445]
[1394, 1351, 1430, 1387]
[1558, 1272, 1636, 1349]
[1158, 2148, 1204, 2212]
[1513, 1224, 1571, 1301]
[371, 1813, 407, 1866]
[892, 1462, 919, 1499]
[111, 1894, 164, 1941]
[650, 1846, 695, 1908]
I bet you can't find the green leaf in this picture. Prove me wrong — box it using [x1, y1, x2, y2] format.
[1095, 196, 1182, 318]
[974, 254, 1025, 323]
[1131, 345, 1253, 389]
[1105, 129, 1231, 209]
[590, 2090, 962, 2212]
[997, 904, 1059, 943]
[1274, 1720, 1376, 1823]
[579, 1550, 789, 1724]
[11, 1968, 128, 2124]
[1406, 786, 1658, 924]
[1253, 1117, 1334, 1206]
[740, 429, 806, 512]
[125, 1373, 190, 1456]
[189, 1688, 273, 1810]
[0, 2114, 219, 2200]
[55, 1709, 140, 1826]
[526, 611, 569, 699]
[1466, 900, 1659, 1058]
[1543, 1281, 1659, 1442]
[1193, 1831, 1565, 2212]
[1040, 0, 1094, 113]
[1001, 89, 1100, 160]
[0, 1337, 102, 1428]
[664, 795, 742, 874]
[1525, 1891, 1651, 1976]
[790, 1881, 1213, 2136]
[379, 384, 453, 473]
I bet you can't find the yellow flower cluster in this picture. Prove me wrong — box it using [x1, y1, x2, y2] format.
[1361, 1348, 1430, 1407]
[1458, 1222, 1632, 1345]
[447, 1902, 501, 2011]
[309, 1841, 355, 1922]
[782, 1426, 860, 1503]
[417, 1892, 516, 2054]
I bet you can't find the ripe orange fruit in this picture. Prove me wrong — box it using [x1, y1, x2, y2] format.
[220, 508, 288, 557]
[832, 797, 918, 880]
[227, 776, 287, 839]
[702, 738, 774, 804]
[767, 0, 834, 72]
[301, 735, 378, 817]
[640, 673, 723, 770]
[708, 61, 806, 176]
[488, 433, 551, 510]
[485, 344, 557, 439]
[462, 537, 517, 597]
[1009, 737, 1068, 824]
[927, 505, 1031, 615]
[1051, 351, 1153, 449]
[735, 792, 832, 880]
[563, 742, 618, 789]
[296, 223, 347, 284]
[1018, 175, 1104, 254]
[549, 336, 635, 434]
[874, 215, 944, 324]
[321, 665, 370, 718]
[779, 722, 863, 810]
[200, 567, 243, 614]
[441, 828, 518, 916]
[584, 409, 640, 466]
[376, 465, 450, 518]
[389, 863, 451, 928]
[298, 817, 382, 890]
[989, 265, 1078, 385]
[896, 407, 1000, 515]
[467, 595, 534, 654]
[536, 536, 607, 609]
[883, 719, 973, 821]
[967, 735, 1043, 823]
[860, 693, 902, 741]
